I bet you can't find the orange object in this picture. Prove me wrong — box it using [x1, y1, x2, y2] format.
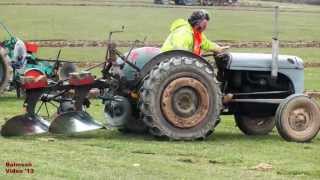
[69, 72, 94, 86]
[22, 69, 48, 89]
[192, 28, 202, 56]
[25, 42, 39, 53]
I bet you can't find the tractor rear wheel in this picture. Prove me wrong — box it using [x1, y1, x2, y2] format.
[234, 113, 275, 135]
[139, 53, 221, 140]
[275, 94, 320, 142]
[0, 48, 11, 93]
[120, 115, 148, 134]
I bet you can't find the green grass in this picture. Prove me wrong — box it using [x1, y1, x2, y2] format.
[0, 2, 320, 179]
[35, 47, 106, 62]
[304, 68, 320, 91]
[1, 5, 320, 42]
[241, 0, 320, 9]
[2, 0, 320, 11]
[0, 93, 319, 180]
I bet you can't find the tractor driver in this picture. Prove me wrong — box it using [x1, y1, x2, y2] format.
[161, 10, 230, 56]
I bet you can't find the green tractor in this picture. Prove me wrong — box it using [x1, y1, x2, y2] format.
[0, 22, 77, 97]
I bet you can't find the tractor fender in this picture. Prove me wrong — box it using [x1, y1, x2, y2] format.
[139, 50, 214, 81]
[119, 48, 213, 88]
[119, 47, 161, 82]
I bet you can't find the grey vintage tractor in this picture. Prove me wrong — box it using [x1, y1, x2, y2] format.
[1, 35, 319, 142]
[1, 8, 319, 142]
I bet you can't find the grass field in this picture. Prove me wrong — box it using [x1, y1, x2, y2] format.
[1, 1, 320, 179]
[0, 4, 320, 42]
[0, 94, 319, 180]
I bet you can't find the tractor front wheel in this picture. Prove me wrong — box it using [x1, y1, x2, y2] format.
[275, 94, 320, 142]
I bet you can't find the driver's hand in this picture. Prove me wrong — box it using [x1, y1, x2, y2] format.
[216, 46, 230, 53]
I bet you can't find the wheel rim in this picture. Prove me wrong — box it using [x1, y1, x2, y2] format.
[172, 87, 199, 117]
[288, 107, 312, 132]
[161, 77, 209, 128]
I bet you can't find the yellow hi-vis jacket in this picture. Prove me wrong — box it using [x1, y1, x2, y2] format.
[161, 19, 219, 53]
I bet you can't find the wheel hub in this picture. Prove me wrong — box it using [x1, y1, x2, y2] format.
[288, 108, 310, 131]
[161, 77, 209, 128]
[172, 87, 199, 118]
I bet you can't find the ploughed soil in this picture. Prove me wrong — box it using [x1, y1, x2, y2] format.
[305, 91, 320, 99]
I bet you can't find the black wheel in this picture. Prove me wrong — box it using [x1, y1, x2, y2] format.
[104, 95, 148, 134]
[139, 52, 221, 140]
[120, 115, 148, 134]
[174, 0, 181, 4]
[176, 0, 193, 5]
[275, 94, 320, 142]
[120, 102, 148, 134]
[234, 113, 275, 135]
[154, 0, 169, 4]
[0, 48, 11, 93]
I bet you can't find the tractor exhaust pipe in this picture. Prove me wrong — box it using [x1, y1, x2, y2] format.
[271, 6, 279, 79]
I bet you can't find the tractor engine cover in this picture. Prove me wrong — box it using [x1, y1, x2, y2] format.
[21, 68, 48, 89]
[69, 71, 94, 86]
[116, 47, 161, 81]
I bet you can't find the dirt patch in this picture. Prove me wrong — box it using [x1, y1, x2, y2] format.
[304, 91, 320, 99]
[177, 158, 196, 163]
[131, 150, 156, 155]
[304, 62, 320, 68]
[250, 163, 273, 171]
[30, 39, 320, 48]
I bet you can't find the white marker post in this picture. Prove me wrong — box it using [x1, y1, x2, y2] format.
[271, 6, 279, 79]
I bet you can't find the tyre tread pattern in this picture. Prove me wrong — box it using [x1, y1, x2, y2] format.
[139, 56, 221, 140]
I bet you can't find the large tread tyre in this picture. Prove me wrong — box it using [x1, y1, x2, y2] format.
[120, 116, 148, 134]
[275, 94, 320, 142]
[0, 48, 11, 93]
[119, 102, 148, 134]
[139, 54, 221, 140]
[234, 113, 275, 135]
